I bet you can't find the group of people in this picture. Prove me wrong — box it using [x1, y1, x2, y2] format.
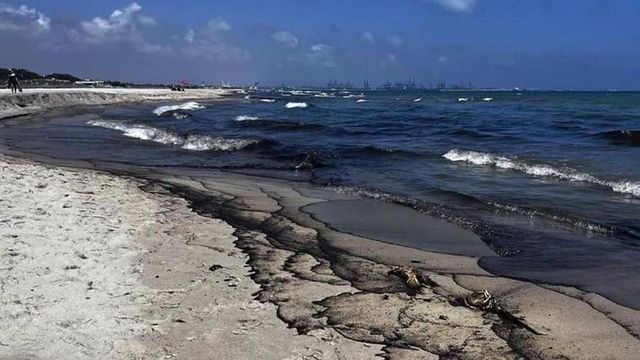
[6, 69, 22, 93]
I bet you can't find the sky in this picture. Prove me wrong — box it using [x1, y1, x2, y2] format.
[0, 0, 639, 89]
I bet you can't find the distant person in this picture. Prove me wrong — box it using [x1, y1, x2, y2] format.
[7, 69, 21, 93]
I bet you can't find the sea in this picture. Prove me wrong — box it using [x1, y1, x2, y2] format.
[2, 89, 640, 307]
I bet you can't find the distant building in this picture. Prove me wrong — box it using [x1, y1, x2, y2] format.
[382, 76, 416, 90]
[75, 80, 105, 87]
[327, 79, 354, 89]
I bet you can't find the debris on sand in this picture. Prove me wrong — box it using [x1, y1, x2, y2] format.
[388, 266, 422, 289]
[460, 290, 497, 311]
[208, 264, 223, 272]
[458, 290, 544, 335]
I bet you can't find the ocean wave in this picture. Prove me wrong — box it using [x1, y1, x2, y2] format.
[285, 102, 309, 109]
[87, 120, 259, 151]
[488, 201, 620, 235]
[443, 149, 640, 197]
[257, 98, 276, 103]
[350, 145, 429, 158]
[234, 119, 327, 131]
[234, 115, 260, 121]
[343, 94, 365, 99]
[356, 99, 367, 103]
[439, 128, 497, 139]
[153, 101, 205, 116]
[294, 150, 326, 170]
[594, 130, 640, 147]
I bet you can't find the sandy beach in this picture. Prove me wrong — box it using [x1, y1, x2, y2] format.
[0, 154, 381, 359]
[1, 89, 639, 359]
[0, 88, 236, 120]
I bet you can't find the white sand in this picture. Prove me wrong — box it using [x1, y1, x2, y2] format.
[0, 155, 382, 359]
[0, 88, 236, 120]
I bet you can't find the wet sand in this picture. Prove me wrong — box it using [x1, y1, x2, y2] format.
[304, 199, 494, 257]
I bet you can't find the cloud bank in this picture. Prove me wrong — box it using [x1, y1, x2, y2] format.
[0, 3, 50, 34]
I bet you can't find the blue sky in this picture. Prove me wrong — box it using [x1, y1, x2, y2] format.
[1, 0, 639, 89]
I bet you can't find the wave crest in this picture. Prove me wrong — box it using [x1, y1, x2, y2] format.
[153, 101, 205, 116]
[285, 102, 308, 109]
[234, 115, 259, 121]
[443, 149, 640, 197]
[87, 120, 258, 151]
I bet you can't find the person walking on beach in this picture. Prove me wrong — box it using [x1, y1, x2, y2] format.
[7, 69, 21, 93]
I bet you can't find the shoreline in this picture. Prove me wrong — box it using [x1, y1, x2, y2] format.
[0, 91, 639, 358]
[1, 149, 639, 359]
[0, 87, 239, 120]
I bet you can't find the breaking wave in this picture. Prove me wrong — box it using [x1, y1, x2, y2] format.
[285, 102, 309, 109]
[87, 120, 259, 151]
[153, 101, 205, 116]
[234, 115, 260, 121]
[443, 149, 640, 197]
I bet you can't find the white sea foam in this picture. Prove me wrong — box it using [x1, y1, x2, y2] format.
[234, 115, 259, 121]
[413, 98, 422, 102]
[457, 97, 469, 102]
[356, 99, 367, 103]
[257, 98, 276, 103]
[483, 97, 494, 101]
[343, 93, 365, 99]
[87, 120, 258, 151]
[285, 102, 308, 109]
[443, 149, 640, 197]
[152, 101, 205, 116]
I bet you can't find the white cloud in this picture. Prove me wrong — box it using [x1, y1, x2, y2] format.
[431, 0, 476, 12]
[183, 41, 250, 61]
[0, 3, 50, 34]
[185, 29, 195, 43]
[76, 2, 167, 53]
[271, 30, 298, 48]
[80, 3, 144, 43]
[306, 43, 336, 67]
[138, 42, 171, 54]
[182, 18, 250, 61]
[360, 31, 375, 43]
[438, 55, 448, 63]
[138, 15, 156, 26]
[387, 34, 404, 47]
[379, 53, 398, 67]
[204, 18, 231, 34]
